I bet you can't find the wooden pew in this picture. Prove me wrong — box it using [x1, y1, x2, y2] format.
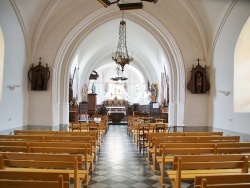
[69, 122, 82, 131]
[0, 141, 94, 173]
[28, 142, 94, 173]
[0, 134, 99, 161]
[160, 154, 250, 188]
[152, 142, 217, 173]
[0, 171, 70, 188]
[146, 131, 224, 161]
[14, 129, 102, 152]
[146, 132, 223, 149]
[147, 132, 223, 147]
[0, 134, 45, 141]
[148, 135, 240, 170]
[150, 135, 239, 154]
[13, 130, 98, 138]
[133, 123, 157, 148]
[154, 142, 250, 174]
[194, 174, 250, 188]
[0, 152, 89, 188]
[151, 142, 247, 173]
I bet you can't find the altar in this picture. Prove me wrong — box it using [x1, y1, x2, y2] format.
[107, 106, 126, 122]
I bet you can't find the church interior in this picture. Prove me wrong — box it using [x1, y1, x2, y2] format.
[0, 0, 250, 187]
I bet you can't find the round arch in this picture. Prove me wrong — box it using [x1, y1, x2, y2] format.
[53, 8, 185, 127]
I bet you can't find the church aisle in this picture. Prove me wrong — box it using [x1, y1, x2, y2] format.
[87, 125, 193, 188]
[88, 125, 160, 188]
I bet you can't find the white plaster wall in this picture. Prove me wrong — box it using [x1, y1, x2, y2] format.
[0, 1, 28, 132]
[209, 0, 250, 134]
[1, 0, 249, 135]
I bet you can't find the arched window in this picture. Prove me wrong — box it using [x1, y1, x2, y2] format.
[0, 27, 4, 106]
[234, 17, 250, 112]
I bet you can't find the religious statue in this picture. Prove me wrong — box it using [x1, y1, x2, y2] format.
[196, 72, 203, 93]
[92, 83, 96, 94]
[105, 83, 109, 92]
[151, 84, 157, 101]
[148, 80, 150, 91]
[82, 83, 88, 101]
[124, 82, 128, 91]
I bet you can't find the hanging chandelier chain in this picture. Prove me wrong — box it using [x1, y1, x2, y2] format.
[112, 16, 133, 72]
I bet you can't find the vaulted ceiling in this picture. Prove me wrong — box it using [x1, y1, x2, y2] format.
[12, 0, 234, 86]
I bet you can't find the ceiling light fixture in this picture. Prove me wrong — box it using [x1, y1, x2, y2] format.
[97, 0, 157, 9]
[118, 2, 143, 10]
[110, 64, 128, 81]
[112, 12, 133, 72]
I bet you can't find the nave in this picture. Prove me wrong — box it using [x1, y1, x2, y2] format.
[88, 125, 193, 188]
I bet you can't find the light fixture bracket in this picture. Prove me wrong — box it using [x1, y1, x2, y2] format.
[98, 0, 120, 8]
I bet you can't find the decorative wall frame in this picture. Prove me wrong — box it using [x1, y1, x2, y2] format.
[28, 58, 50, 91]
[187, 58, 210, 94]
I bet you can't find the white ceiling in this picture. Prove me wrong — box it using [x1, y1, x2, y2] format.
[12, 0, 234, 84]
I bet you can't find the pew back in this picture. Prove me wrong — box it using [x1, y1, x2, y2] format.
[0, 152, 88, 188]
[0, 171, 70, 188]
[164, 154, 250, 188]
[194, 174, 250, 188]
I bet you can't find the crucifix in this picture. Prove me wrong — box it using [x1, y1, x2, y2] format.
[196, 58, 201, 65]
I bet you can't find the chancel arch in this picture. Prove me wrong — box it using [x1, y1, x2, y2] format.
[53, 8, 185, 128]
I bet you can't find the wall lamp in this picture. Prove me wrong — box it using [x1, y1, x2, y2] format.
[118, 2, 143, 10]
[7, 85, 20, 91]
[218, 90, 231, 96]
[98, 0, 120, 8]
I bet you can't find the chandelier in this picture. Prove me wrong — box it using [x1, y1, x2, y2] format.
[112, 17, 133, 72]
[110, 64, 128, 81]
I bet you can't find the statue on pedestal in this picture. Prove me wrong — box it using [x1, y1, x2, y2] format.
[92, 83, 96, 94]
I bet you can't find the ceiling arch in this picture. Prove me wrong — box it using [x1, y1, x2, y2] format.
[77, 17, 162, 86]
[52, 6, 185, 126]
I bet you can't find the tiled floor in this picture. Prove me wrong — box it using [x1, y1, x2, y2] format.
[88, 125, 194, 188]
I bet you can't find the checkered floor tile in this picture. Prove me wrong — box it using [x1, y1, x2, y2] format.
[86, 125, 194, 188]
